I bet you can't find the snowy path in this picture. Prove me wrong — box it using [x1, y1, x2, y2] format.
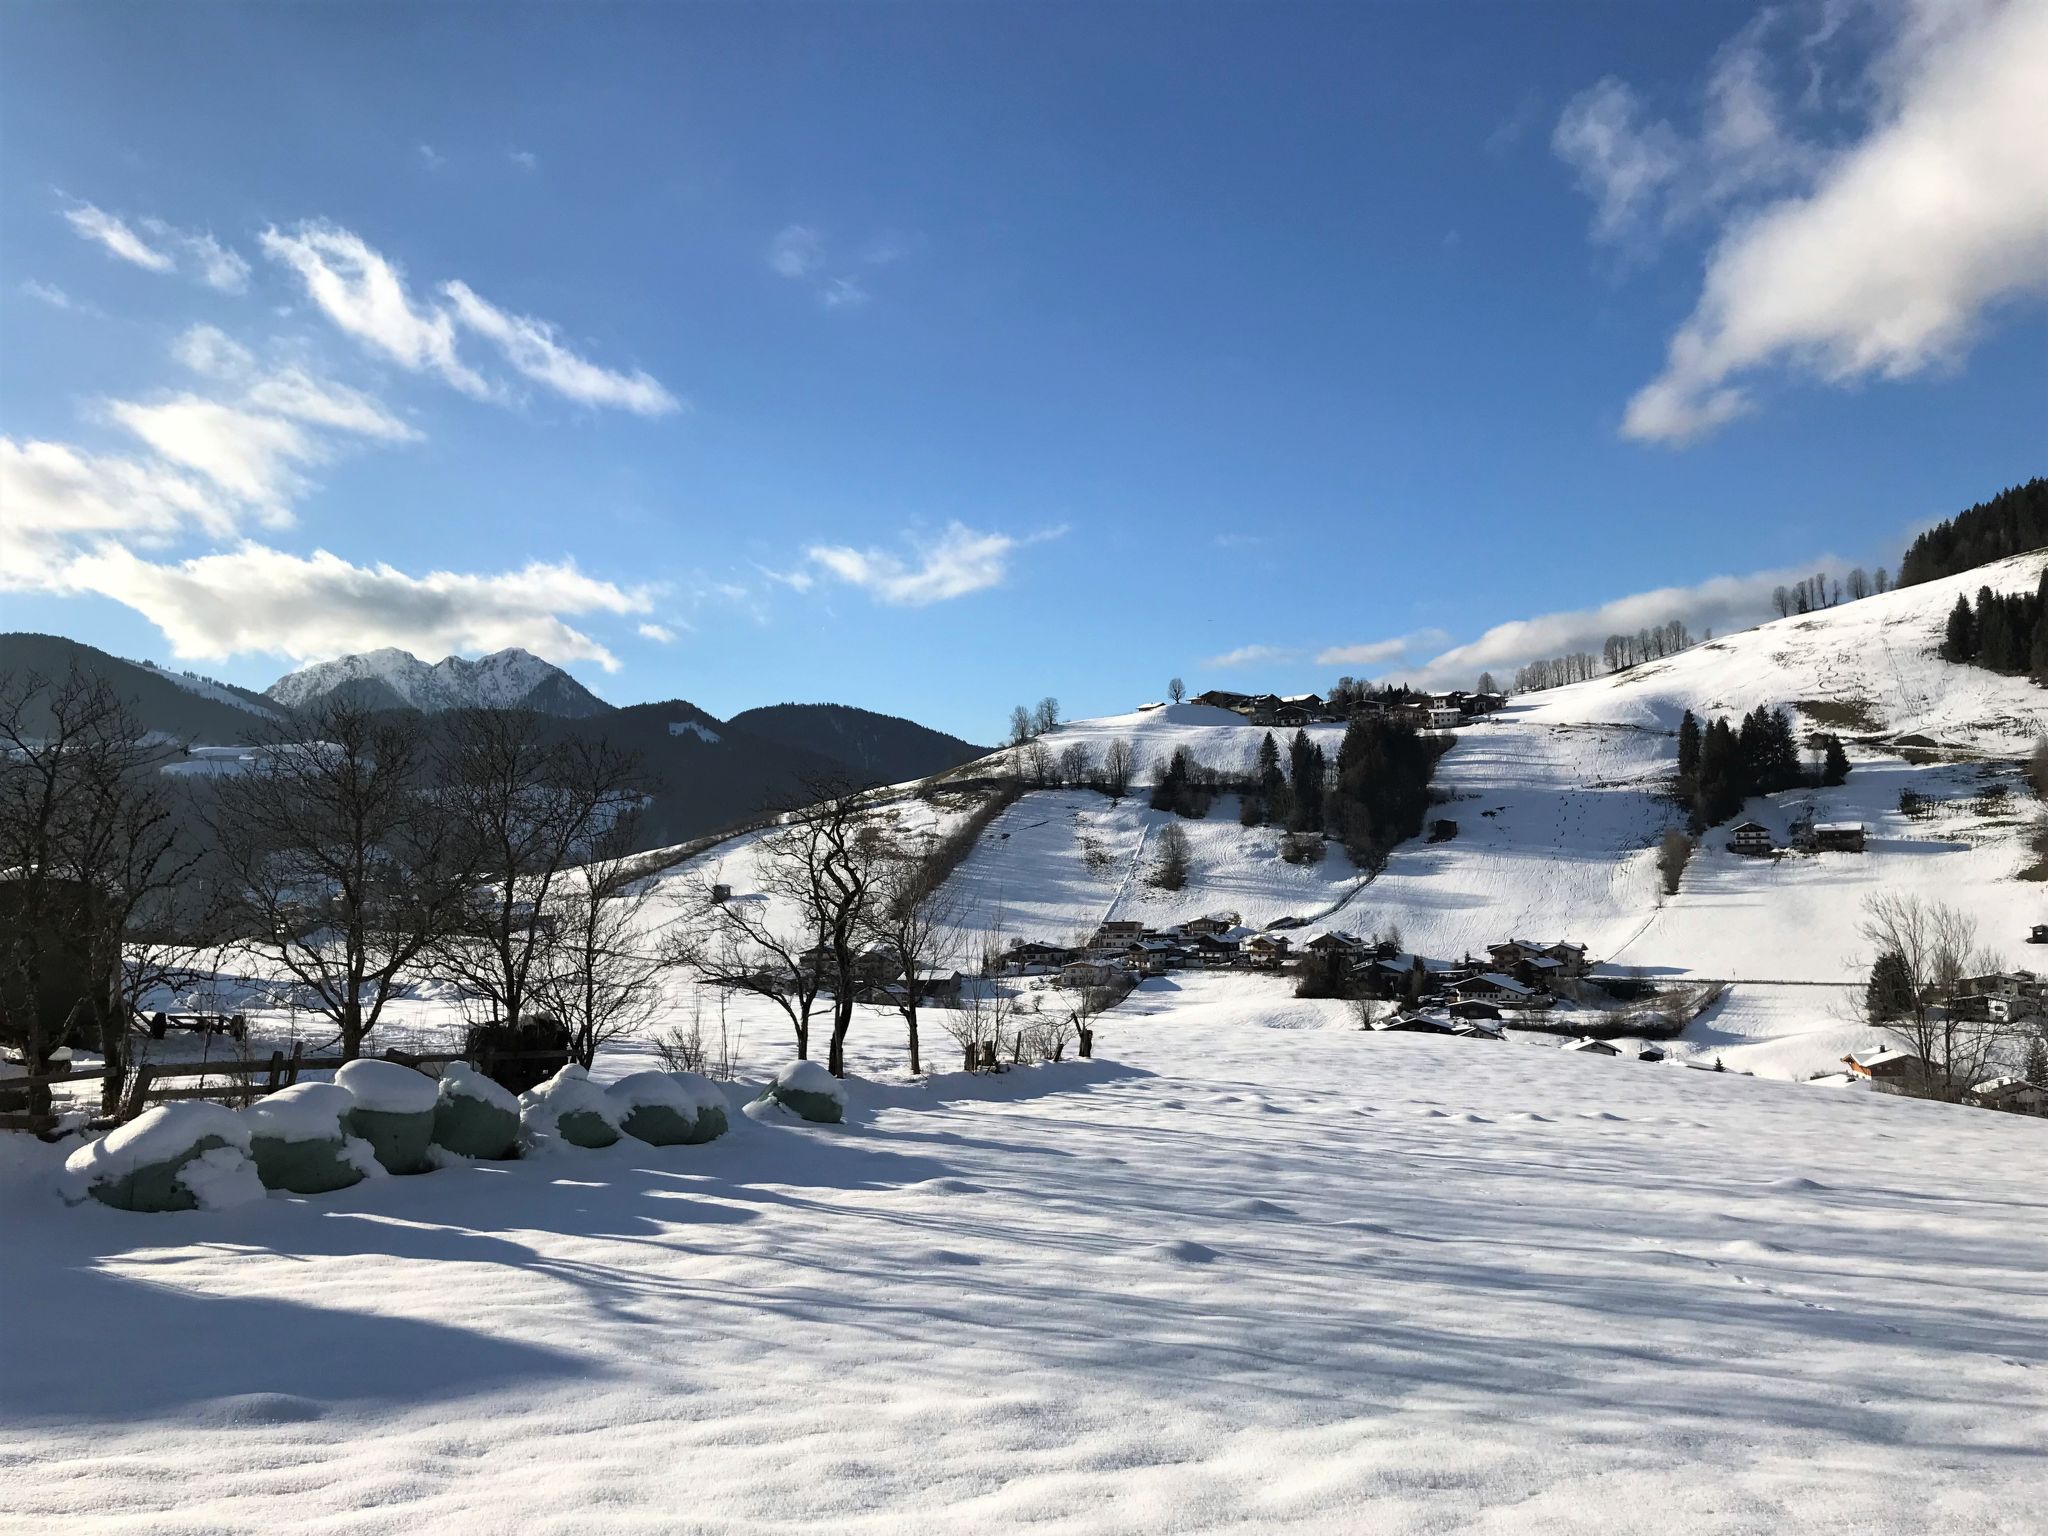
[5, 973, 2044, 1534]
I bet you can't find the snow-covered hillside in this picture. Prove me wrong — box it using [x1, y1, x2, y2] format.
[265, 646, 611, 717]
[1515, 549, 2048, 753]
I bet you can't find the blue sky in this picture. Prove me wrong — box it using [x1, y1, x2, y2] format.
[3, 1, 2043, 741]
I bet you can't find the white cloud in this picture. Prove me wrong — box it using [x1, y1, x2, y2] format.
[637, 622, 677, 643]
[1558, 0, 2048, 443]
[417, 143, 446, 171]
[821, 276, 869, 309]
[805, 523, 1061, 606]
[62, 202, 250, 291]
[1408, 561, 1848, 688]
[441, 281, 680, 415]
[56, 543, 649, 670]
[260, 221, 491, 397]
[1204, 643, 1296, 670]
[22, 279, 70, 309]
[170, 324, 420, 443]
[1315, 629, 1452, 670]
[63, 202, 174, 272]
[262, 221, 680, 414]
[508, 149, 540, 171]
[103, 395, 319, 511]
[0, 437, 229, 584]
[767, 225, 823, 279]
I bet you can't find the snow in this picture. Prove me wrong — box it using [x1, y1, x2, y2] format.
[606, 1069, 726, 1116]
[171, 1145, 267, 1210]
[518, 1064, 625, 1137]
[333, 1059, 438, 1115]
[5, 971, 2045, 1531]
[436, 1060, 520, 1114]
[771, 1058, 848, 1105]
[139, 664, 281, 717]
[55, 1100, 253, 1206]
[668, 719, 721, 743]
[245, 1082, 355, 1142]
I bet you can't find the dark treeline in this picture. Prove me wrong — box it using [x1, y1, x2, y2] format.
[1941, 574, 2048, 679]
[1218, 721, 1449, 869]
[1674, 705, 1848, 829]
[1898, 478, 2048, 587]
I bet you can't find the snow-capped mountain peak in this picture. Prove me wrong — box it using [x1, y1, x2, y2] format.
[264, 647, 612, 717]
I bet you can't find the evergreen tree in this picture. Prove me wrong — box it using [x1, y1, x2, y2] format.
[2024, 1032, 2048, 1089]
[1676, 710, 1701, 784]
[1866, 950, 1915, 1023]
[1821, 734, 1851, 787]
[1942, 594, 1976, 662]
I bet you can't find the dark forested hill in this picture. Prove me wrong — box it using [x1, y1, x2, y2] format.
[725, 702, 988, 786]
[0, 633, 284, 740]
[1898, 478, 2048, 586]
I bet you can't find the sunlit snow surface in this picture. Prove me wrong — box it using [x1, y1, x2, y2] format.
[5, 973, 2044, 1533]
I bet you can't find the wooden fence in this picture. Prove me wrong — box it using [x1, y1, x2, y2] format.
[0, 1044, 562, 1137]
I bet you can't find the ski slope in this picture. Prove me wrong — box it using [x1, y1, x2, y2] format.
[7, 972, 2045, 1535]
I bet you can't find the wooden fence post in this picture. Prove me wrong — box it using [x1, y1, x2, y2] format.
[122, 1065, 157, 1122]
[286, 1041, 304, 1087]
[265, 1051, 285, 1091]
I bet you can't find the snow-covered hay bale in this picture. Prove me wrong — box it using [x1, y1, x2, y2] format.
[760, 1060, 847, 1124]
[246, 1083, 381, 1194]
[520, 1065, 622, 1149]
[58, 1101, 263, 1213]
[433, 1062, 522, 1159]
[334, 1060, 438, 1175]
[608, 1071, 730, 1146]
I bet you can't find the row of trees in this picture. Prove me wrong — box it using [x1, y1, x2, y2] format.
[1771, 569, 1887, 617]
[1940, 575, 2048, 679]
[1005, 697, 1062, 746]
[1675, 706, 1847, 829]
[1601, 620, 1695, 673]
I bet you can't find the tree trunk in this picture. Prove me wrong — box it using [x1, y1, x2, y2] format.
[1078, 1027, 1093, 1058]
[904, 1005, 921, 1075]
[96, 1001, 126, 1117]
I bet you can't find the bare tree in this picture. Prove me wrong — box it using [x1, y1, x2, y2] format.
[1168, 677, 1186, 704]
[1100, 737, 1135, 798]
[1846, 568, 1871, 601]
[1057, 742, 1093, 788]
[0, 667, 202, 1114]
[669, 862, 826, 1061]
[1475, 671, 1498, 695]
[1007, 705, 1033, 747]
[211, 701, 476, 1060]
[1772, 586, 1793, 618]
[943, 977, 1015, 1071]
[433, 709, 647, 1035]
[860, 844, 959, 1075]
[1033, 696, 1060, 735]
[534, 829, 668, 1068]
[1860, 893, 2005, 1093]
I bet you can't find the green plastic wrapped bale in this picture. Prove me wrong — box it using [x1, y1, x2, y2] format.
[58, 1102, 264, 1213]
[608, 1071, 732, 1147]
[433, 1062, 522, 1159]
[335, 1060, 440, 1175]
[520, 1065, 624, 1150]
[247, 1083, 378, 1194]
[762, 1060, 847, 1124]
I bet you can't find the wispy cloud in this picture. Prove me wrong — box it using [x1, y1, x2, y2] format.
[260, 222, 488, 396]
[508, 148, 540, 172]
[1315, 629, 1451, 670]
[805, 523, 1063, 606]
[62, 202, 250, 291]
[1557, 1, 2048, 443]
[1204, 643, 1295, 670]
[64, 202, 174, 272]
[1407, 561, 1848, 688]
[637, 622, 678, 643]
[20, 279, 96, 313]
[442, 281, 679, 415]
[260, 220, 676, 414]
[417, 143, 446, 171]
[768, 224, 908, 308]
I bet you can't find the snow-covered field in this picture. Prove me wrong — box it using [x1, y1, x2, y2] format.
[6, 972, 2044, 1534]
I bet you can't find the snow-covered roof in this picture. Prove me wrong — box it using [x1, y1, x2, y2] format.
[1814, 821, 1866, 833]
[1562, 1037, 1618, 1053]
[1464, 972, 1537, 996]
[1848, 1047, 1923, 1068]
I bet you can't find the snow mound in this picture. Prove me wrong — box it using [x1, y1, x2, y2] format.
[772, 1060, 848, 1106]
[521, 1066, 624, 1148]
[334, 1059, 437, 1114]
[58, 1101, 251, 1207]
[607, 1070, 726, 1116]
[245, 1083, 355, 1143]
[176, 1146, 266, 1210]
[437, 1061, 520, 1114]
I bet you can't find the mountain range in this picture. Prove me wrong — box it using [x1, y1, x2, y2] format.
[0, 635, 989, 849]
